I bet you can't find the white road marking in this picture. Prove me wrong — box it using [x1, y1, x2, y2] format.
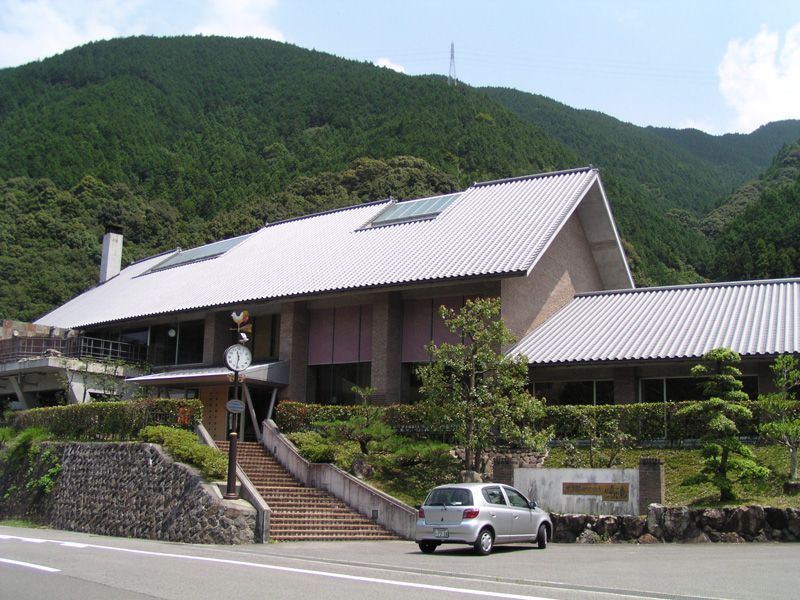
[0, 557, 60, 573]
[0, 533, 555, 599]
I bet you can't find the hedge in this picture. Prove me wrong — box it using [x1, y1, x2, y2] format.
[6, 398, 202, 441]
[274, 399, 800, 444]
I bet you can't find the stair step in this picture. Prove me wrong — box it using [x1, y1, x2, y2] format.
[222, 440, 400, 542]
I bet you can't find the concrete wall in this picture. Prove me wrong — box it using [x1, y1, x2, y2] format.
[262, 419, 417, 539]
[516, 467, 640, 516]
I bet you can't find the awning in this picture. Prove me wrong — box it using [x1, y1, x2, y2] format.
[127, 360, 290, 387]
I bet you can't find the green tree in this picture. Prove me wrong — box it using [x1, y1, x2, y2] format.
[678, 348, 767, 501]
[758, 354, 800, 480]
[415, 298, 551, 477]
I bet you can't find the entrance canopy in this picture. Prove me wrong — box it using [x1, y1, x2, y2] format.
[127, 360, 290, 387]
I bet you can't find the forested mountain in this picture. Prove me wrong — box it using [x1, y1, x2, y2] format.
[1, 36, 800, 321]
[482, 87, 800, 215]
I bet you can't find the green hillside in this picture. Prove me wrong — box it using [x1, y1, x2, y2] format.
[482, 87, 800, 213]
[0, 36, 575, 220]
[1, 35, 799, 321]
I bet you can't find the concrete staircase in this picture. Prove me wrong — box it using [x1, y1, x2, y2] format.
[220, 441, 400, 542]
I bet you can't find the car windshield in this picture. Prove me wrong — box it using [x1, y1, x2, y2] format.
[425, 488, 473, 506]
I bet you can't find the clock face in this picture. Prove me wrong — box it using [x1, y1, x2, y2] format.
[224, 344, 252, 371]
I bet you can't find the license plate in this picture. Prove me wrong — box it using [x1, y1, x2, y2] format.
[434, 528, 449, 539]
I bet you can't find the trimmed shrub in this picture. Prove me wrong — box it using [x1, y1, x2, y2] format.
[275, 398, 798, 445]
[139, 425, 226, 480]
[7, 399, 202, 441]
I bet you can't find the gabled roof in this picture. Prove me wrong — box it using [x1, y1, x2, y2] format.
[36, 167, 632, 329]
[511, 278, 800, 364]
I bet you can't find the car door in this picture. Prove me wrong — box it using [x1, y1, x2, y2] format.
[480, 485, 514, 542]
[502, 486, 537, 540]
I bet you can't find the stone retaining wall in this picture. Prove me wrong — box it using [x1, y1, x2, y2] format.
[0, 442, 256, 544]
[553, 504, 800, 543]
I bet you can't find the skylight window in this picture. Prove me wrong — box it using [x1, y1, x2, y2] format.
[148, 233, 252, 273]
[369, 192, 461, 227]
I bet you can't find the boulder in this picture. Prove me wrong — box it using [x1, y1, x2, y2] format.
[620, 515, 647, 539]
[594, 516, 619, 538]
[663, 506, 692, 541]
[783, 481, 800, 495]
[764, 506, 787, 531]
[637, 533, 661, 544]
[350, 456, 375, 479]
[717, 532, 745, 543]
[577, 529, 601, 544]
[684, 529, 711, 543]
[698, 507, 726, 531]
[646, 504, 666, 538]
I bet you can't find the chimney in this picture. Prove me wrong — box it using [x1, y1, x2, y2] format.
[99, 226, 123, 283]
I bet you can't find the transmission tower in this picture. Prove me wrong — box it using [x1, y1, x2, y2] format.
[448, 42, 457, 86]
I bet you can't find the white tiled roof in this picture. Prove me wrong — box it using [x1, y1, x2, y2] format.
[36, 167, 629, 329]
[511, 278, 800, 364]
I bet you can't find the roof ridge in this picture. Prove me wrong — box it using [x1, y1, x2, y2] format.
[577, 276, 800, 299]
[263, 198, 391, 229]
[472, 166, 596, 188]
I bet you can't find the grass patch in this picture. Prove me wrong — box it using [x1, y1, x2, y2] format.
[0, 519, 48, 528]
[544, 444, 799, 508]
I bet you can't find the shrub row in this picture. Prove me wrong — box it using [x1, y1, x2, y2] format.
[140, 425, 227, 480]
[6, 398, 202, 441]
[274, 399, 800, 444]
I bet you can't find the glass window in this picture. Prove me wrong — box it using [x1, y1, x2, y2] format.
[149, 321, 204, 366]
[504, 487, 530, 508]
[640, 376, 759, 402]
[426, 488, 473, 507]
[309, 362, 371, 405]
[149, 324, 178, 366]
[482, 487, 507, 505]
[176, 320, 204, 365]
[534, 380, 614, 405]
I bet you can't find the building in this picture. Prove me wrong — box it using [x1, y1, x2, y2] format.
[6, 166, 793, 441]
[512, 278, 799, 405]
[16, 167, 630, 439]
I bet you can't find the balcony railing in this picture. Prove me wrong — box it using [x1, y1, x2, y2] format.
[0, 335, 147, 365]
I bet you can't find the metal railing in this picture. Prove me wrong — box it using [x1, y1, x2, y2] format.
[0, 335, 147, 364]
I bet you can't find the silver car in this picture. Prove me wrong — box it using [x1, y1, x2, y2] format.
[415, 483, 552, 555]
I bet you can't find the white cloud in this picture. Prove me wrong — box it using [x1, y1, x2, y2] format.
[718, 24, 800, 133]
[0, 0, 122, 68]
[192, 0, 284, 41]
[0, 0, 284, 69]
[373, 57, 405, 73]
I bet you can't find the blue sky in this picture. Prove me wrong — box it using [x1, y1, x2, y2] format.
[1, 0, 799, 134]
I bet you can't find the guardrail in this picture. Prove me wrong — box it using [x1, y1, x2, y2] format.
[0, 335, 147, 364]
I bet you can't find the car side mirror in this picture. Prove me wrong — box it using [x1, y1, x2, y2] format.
[529, 501, 537, 509]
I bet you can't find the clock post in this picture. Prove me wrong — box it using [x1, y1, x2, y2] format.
[223, 311, 253, 500]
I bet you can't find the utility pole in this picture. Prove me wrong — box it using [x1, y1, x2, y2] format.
[448, 42, 457, 86]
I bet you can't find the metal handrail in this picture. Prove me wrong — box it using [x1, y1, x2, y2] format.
[0, 335, 147, 364]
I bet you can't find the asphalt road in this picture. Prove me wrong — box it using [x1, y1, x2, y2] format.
[1, 525, 798, 600]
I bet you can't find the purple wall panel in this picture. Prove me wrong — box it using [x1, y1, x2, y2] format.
[402, 298, 432, 362]
[308, 308, 334, 365]
[333, 305, 360, 364]
[432, 296, 463, 346]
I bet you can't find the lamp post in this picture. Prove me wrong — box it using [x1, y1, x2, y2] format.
[222, 312, 252, 500]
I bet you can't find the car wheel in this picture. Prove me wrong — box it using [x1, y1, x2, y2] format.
[418, 541, 438, 554]
[474, 528, 494, 555]
[536, 524, 548, 549]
